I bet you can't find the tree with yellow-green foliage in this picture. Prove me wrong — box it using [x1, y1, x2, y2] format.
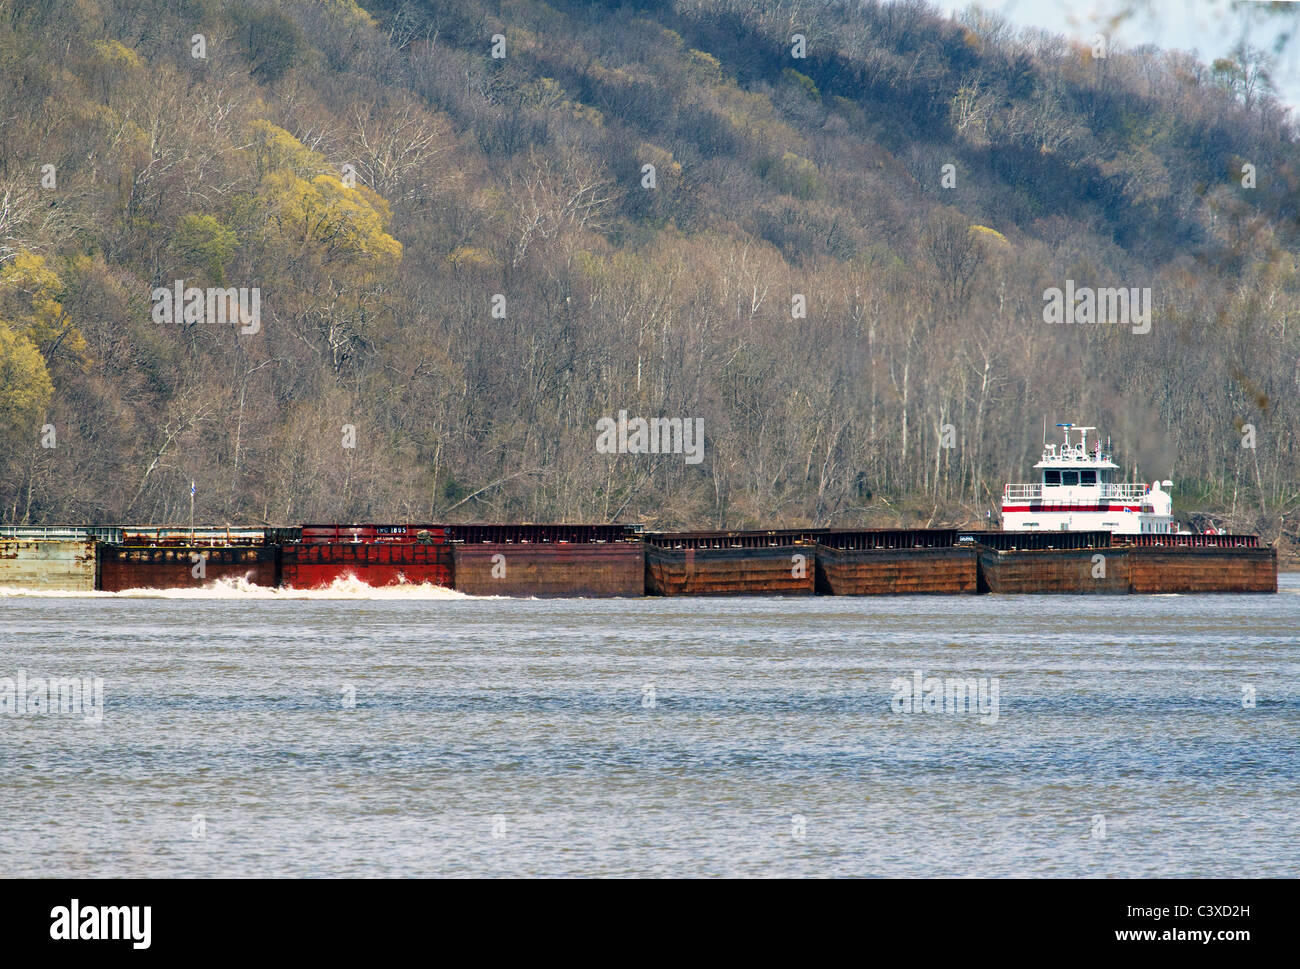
[175, 215, 239, 284]
[0, 324, 53, 449]
[0, 252, 87, 366]
[245, 121, 402, 272]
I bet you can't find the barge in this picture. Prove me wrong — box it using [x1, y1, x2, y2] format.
[0, 524, 1275, 596]
[95, 528, 278, 592]
[0, 537, 97, 592]
[447, 523, 643, 597]
[0, 424, 1277, 596]
[279, 541, 453, 589]
[453, 543, 643, 597]
[643, 530, 820, 596]
[1125, 537, 1276, 594]
[98, 543, 278, 592]
[814, 530, 977, 595]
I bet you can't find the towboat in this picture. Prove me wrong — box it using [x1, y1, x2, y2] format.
[1001, 423, 1175, 534]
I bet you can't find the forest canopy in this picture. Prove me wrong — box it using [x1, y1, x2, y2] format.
[0, 0, 1297, 542]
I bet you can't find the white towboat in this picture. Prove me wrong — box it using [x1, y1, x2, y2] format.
[1001, 423, 1175, 535]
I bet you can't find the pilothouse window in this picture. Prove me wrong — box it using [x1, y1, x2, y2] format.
[1080, 470, 1096, 485]
[1061, 471, 1079, 486]
[1044, 470, 1061, 485]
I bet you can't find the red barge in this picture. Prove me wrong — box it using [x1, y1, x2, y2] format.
[279, 525, 452, 589]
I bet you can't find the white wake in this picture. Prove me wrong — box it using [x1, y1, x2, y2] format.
[0, 574, 482, 600]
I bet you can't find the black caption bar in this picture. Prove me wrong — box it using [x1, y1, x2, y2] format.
[0, 878, 1285, 957]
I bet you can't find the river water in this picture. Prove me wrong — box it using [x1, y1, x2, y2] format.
[1, 576, 1297, 877]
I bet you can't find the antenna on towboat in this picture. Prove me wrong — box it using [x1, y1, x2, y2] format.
[1077, 425, 1095, 455]
[1056, 422, 1073, 452]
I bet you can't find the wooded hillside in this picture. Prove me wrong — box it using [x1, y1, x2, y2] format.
[1, 0, 1298, 540]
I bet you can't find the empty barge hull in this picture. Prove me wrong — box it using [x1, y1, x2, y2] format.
[0, 539, 97, 591]
[278, 542, 453, 589]
[816, 545, 979, 595]
[644, 543, 815, 596]
[97, 545, 278, 591]
[976, 546, 1130, 594]
[1127, 545, 1277, 593]
[452, 543, 644, 597]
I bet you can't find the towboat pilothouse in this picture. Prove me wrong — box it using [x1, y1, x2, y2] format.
[1001, 424, 1175, 535]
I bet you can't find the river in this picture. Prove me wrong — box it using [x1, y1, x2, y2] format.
[1, 576, 1297, 876]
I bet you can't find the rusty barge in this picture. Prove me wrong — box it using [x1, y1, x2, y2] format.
[0, 523, 1277, 596]
[815, 529, 979, 595]
[644, 530, 819, 596]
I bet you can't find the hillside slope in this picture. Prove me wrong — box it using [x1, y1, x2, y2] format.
[0, 0, 1297, 538]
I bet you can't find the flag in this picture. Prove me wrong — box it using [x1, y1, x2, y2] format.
[190, 480, 196, 496]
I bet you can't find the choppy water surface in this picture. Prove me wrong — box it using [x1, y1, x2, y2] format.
[1, 577, 1297, 877]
